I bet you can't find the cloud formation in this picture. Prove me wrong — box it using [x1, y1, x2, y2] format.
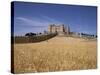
[16, 16, 62, 27]
[14, 16, 63, 35]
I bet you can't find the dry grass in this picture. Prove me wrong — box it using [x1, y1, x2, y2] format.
[13, 37, 97, 73]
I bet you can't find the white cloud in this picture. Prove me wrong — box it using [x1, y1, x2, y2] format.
[14, 16, 63, 35]
[16, 15, 63, 27]
[41, 15, 62, 24]
[16, 17, 47, 27]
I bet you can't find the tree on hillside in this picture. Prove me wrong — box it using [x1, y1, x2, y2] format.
[25, 32, 36, 37]
[39, 32, 42, 35]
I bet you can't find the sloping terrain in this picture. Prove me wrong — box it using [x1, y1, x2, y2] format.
[13, 36, 97, 73]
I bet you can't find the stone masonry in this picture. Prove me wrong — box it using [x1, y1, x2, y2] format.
[48, 24, 70, 36]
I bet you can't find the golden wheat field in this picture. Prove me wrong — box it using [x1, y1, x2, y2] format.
[13, 36, 97, 73]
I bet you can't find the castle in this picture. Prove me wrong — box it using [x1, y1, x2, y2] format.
[48, 24, 70, 36]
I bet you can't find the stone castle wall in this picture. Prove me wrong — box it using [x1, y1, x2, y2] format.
[48, 24, 70, 36]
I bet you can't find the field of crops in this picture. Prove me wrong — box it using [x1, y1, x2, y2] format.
[13, 36, 97, 73]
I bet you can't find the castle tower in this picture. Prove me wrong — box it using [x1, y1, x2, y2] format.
[66, 25, 70, 35]
[48, 25, 52, 33]
[52, 24, 57, 33]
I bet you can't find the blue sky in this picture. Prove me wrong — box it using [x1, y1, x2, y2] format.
[12, 1, 97, 36]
